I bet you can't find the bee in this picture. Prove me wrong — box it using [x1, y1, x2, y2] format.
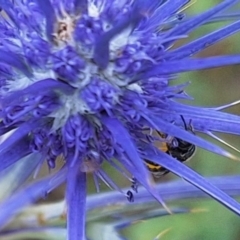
[145, 116, 196, 177]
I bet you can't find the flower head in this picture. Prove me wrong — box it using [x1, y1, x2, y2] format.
[1, 0, 240, 239]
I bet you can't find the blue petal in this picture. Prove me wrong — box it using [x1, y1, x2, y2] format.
[66, 167, 86, 240]
[94, 1, 148, 69]
[0, 153, 42, 200]
[145, 0, 189, 31]
[87, 176, 240, 210]
[0, 50, 32, 77]
[155, 176, 240, 201]
[0, 120, 42, 155]
[143, 146, 240, 216]
[0, 153, 42, 201]
[0, 123, 15, 136]
[93, 32, 111, 69]
[166, 20, 240, 60]
[0, 0, 20, 28]
[74, 0, 88, 14]
[162, 102, 240, 135]
[2, 78, 74, 106]
[0, 137, 32, 172]
[165, 0, 238, 38]
[140, 55, 240, 78]
[102, 116, 149, 181]
[0, 168, 66, 229]
[35, 0, 56, 41]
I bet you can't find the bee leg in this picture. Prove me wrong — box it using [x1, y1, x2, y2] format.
[131, 177, 139, 193]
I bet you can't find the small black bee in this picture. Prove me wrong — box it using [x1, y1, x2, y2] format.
[145, 116, 196, 177]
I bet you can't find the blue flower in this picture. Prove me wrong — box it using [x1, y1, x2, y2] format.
[1, 0, 240, 239]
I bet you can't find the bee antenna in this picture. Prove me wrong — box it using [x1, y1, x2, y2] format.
[180, 115, 188, 130]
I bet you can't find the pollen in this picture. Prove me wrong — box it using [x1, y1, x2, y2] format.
[53, 13, 78, 45]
